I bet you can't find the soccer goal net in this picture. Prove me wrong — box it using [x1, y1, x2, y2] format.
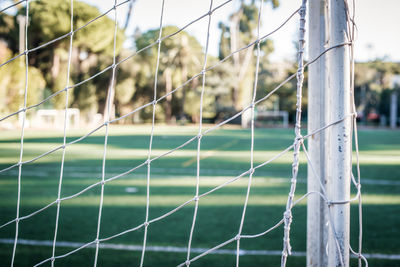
[0, 0, 365, 266]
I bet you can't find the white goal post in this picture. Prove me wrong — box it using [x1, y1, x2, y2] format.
[307, 0, 362, 266]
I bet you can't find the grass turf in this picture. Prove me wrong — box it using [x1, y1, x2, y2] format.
[0, 125, 399, 266]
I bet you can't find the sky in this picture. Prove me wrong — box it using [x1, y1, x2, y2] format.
[82, 0, 400, 63]
[2, 0, 399, 62]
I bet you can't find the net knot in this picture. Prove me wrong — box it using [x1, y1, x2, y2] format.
[144, 222, 149, 228]
[185, 260, 191, 266]
[194, 196, 199, 202]
[234, 234, 241, 241]
[299, 4, 306, 16]
[295, 135, 303, 142]
[95, 239, 100, 244]
[56, 198, 61, 204]
[51, 257, 55, 262]
[152, 100, 157, 106]
[283, 210, 292, 220]
[249, 168, 255, 175]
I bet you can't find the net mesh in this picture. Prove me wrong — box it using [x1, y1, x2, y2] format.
[0, 0, 366, 266]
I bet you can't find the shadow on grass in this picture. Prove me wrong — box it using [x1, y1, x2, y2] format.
[0, 128, 399, 266]
[1, 127, 399, 152]
[0, 204, 398, 266]
[0, 131, 295, 152]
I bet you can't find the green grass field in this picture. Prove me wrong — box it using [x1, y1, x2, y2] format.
[0, 125, 399, 266]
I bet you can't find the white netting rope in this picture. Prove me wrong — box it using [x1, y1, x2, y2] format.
[93, 1, 120, 266]
[140, 1, 165, 266]
[0, 0, 366, 266]
[235, 1, 263, 267]
[10, 1, 29, 266]
[50, 0, 74, 266]
[185, 1, 214, 266]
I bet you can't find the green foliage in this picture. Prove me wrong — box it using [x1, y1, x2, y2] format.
[379, 89, 400, 118]
[217, 0, 279, 112]
[0, 0, 285, 124]
[0, 14, 18, 53]
[0, 0, 129, 120]
[0, 46, 45, 116]
[74, 83, 98, 113]
[354, 60, 400, 121]
[29, 0, 71, 41]
[136, 26, 203, 74]
[139, 103, 166, 123]
[29, 0, 124, 56]
[184, 88, 217, 122]
[239, 4, 259, 43]
[355, 61, 400, 92]
[135, 26, 205, 122]
[115, 78, 135, 105]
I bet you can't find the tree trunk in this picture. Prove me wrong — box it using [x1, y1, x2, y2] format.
[229, 7, 254, 112]
[230, 10, 241, 111]
[180, 64, 188, 119]
[51, 52, 60, 80]
[164, 67, 173, 123]
[104, 0, 135, 120]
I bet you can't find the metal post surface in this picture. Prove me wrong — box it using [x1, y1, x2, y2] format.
[307, 0, 329, 266]
[327, 0, 351, 266]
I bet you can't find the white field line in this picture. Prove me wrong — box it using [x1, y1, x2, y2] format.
[4, 167, 400, 186]
[0, 238, 399, 260]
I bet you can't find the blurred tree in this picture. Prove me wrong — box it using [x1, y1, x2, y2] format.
[29, 0, 124, 113]
[0, 0, 125, 116]
[0, 43, 45, 117]
[257, 60, 308, 124]
[204, 57, 242, 123]
[135, 26, 204, 123]
[218, 0, 279, 112]
[354, 60, 400, 124]
[0, 12, 18, 52]
[104, 0, 136, 121]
